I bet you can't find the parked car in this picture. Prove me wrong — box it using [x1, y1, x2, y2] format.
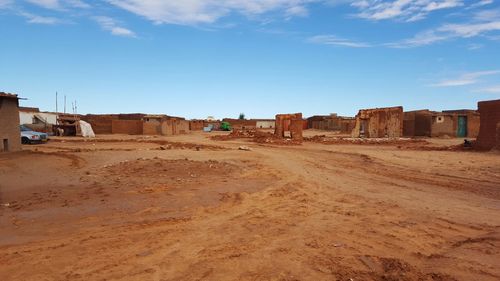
[20, 125, 49, 144]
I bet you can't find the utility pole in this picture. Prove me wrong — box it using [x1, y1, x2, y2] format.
[56, 92, 58, 113]
[64, 95, 67, 114]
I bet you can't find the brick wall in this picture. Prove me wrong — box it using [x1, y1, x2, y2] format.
[0, 97, 21, 152]
[476, 99, 500, 150]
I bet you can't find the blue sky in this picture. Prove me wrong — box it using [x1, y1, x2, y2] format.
[1, 0, 499, 119]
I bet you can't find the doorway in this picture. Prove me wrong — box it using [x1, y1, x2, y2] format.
[2, 139, 9, 152]
[457, 116, 467, 137]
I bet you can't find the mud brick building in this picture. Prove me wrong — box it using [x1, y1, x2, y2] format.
[352, 106, 403, 138]
[83, 114, 189, 136]
[403, 109, 480, 138]
[476, 99, 500, 150]
[275, 113, 303, 141]
[0, 92, 22, 152]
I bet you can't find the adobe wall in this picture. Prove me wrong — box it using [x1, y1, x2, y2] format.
[224, 119, 257, 131]
[142, 118, 162, 135]
[83, 114, 146, 134]
[431, 115, 455, 137]
[353, 107, 403, 138]
[404, 111, 432, 137]
[0, 97, 22, 152]
[275, 113, 303, 140]
[189, 120, 205, 131]
[111, 120, 143, 135]
[476, 99, 500, 150]
[467, 113, 480, 138]
[175, 120, 189, 134]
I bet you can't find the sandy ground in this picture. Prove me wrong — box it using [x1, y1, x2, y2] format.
[0, 131, 499, 281]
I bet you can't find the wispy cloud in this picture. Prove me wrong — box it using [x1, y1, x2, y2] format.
[473, 85, 500, 93]
[430, 70, 500, 87]
[106, 0, 318, 25]
[20, 11, 61, 24]
[307, 34, 371, 48]
[389, 8, 500, 47]
[0, 0, 12, 8]
[351, 0, 464, 22]
[468, 0, 494, 9]
[25, 0, 90, 10]
[94, 16, 136, 37]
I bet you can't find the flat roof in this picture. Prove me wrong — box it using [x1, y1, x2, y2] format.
[0, 92, 19, 99]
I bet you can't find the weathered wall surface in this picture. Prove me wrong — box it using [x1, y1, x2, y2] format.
[83, 114, 145, 134]
[404, 111, 432, 137]
[223, 119, 257, 131]
[256, 120, 275, 129]
[431, 115, 455, 137]
[111, 120, 143, 135]
[0, 97, 21, 152]
[467, 114, 481, 138]
[142, 118, 162, 135]
[352, 107, 403, 138]
[275, 113, 303, 140]
[476, 99, 500, 150]
[189, 120, 205, 131]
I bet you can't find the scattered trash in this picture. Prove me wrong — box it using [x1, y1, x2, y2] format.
[238, 146, 251, 151]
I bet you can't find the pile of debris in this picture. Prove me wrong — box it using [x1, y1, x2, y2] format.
[304, 135, 429, 146]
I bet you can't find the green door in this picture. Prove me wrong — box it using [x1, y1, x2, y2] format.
[457, 116, 467, 137]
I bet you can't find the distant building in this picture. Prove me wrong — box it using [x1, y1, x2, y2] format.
[253, 119, 275, 129]
[82, 113, 189, 136]
[223, 119, 257, 131]
[352, 106, 403, 138]
[0, 92, 22, 152]
[19, 107, 58, 133]
[306, 114, 355, 134]
[476, 99, 500, 150]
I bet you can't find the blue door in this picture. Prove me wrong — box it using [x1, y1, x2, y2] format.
[457, 116, 467, 137]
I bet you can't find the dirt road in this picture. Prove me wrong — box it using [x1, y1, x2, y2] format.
[1, 132, 499, 280]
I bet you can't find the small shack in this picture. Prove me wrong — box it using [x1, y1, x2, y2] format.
[476, 99, 500, 150]
[0, 92, 22, 152]
[352, 106, 403, 138]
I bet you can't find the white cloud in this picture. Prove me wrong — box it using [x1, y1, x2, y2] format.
[94, 16, 136, 37]
[431, 70, 500, 87]
[26, 0, 61, 9]
[20, 11, 61, 24]
[473, 85, 500, 93]
[0, 0, 12, 8]
[106, 0, 318, 25]
[25, 0, 90, 10]
[468, 0, 494, 9]
[351, 0, 464, 22]
[308, 34, 371, 47]
[389, 9, 500, 47]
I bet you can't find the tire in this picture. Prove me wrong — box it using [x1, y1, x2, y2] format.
[21, 137, 30, 144]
